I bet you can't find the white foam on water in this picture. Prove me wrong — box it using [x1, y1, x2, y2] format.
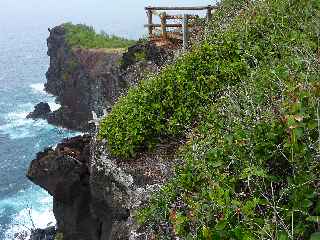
[0, 105, 54, 139]
[30, 83, 45, 94]
[30, 82, 61, 112]
[2, 187, 55, 240]
[0, 83, 77, 238]
[48, 99, 61, 112]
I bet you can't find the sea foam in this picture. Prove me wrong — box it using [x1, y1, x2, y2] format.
[30, 83, 61, 111]
[48, 100, 61, 112]
[0, 83, 62, 139]
[0, 106, 54, 139]
[30, 83, 45, 94]
[2, 187, 55, 240]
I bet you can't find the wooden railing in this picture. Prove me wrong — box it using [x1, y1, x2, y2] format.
[145, 5, 217, 50]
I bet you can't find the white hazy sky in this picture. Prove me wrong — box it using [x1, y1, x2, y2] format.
[0, 0, 217, 39]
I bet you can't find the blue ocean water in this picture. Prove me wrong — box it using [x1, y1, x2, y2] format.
[0, 30, 77, 239]
[0, 0, 215, 238]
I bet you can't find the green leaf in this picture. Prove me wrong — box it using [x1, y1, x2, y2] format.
[316, 201, 320, 215]
[210, 161, 224, 168]
[302, 199, 313, 209]
[278, 232, 289, 240]
[306, 192, 317, 199]
[293, 127, 304, 139]
[307, 121, 318, 130]
[306, 216, 320, 223]
[310, 232, 320, 240]
[202, 226, 211, 239]
[215, 220, 227, 231]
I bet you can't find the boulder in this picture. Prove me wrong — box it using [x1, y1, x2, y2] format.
[27, 102, 51, 119]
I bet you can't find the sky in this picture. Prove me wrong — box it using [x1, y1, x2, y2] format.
[0, 0, 217, 39]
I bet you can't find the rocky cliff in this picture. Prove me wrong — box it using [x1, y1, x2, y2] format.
[26, 24, 176, 240]
[27, 134, 178, 240]
[38, 24, 172, 131]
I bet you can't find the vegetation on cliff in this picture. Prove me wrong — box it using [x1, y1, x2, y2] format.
[63, 23, 135, 49]
[99, 0, 320, 238]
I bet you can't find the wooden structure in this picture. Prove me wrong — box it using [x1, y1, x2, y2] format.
[145, 5, 216, 50]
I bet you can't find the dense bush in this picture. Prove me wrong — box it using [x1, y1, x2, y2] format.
[63, 23, 135, 49]
[98, 0, 320, 238]
[135, 0, 320, 239]
[98, 0, 250, 158]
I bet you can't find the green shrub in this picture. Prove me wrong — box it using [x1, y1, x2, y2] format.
[136, 0, 320, 238]
[98, 1, 250, 157]
[133, 51, 147, 62]
[98, 0, 320, 237]
[63, 23, 136, 49]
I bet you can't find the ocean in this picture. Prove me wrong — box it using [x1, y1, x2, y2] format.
[0, 0, 214, 238]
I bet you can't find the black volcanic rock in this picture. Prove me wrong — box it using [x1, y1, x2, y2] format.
[26, 135, 99, 240]
[27, 102, 51, 119]
[29, 226, 56, 240]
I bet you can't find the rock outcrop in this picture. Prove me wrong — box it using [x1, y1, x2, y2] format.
[27, 135, 96, 240]
[44, 25, 124, 130]
[29, 226, 56, 240]
[89, 137, 178, 240]
[27, 134, 178, 240]
[27, 102, 51, 120]
[27, 24, 177, 240]
[42, 24, 172, 131]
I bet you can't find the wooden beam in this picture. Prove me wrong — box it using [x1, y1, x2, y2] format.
[144, 23, 194, 28]
[145, 6, 217, 11]
[147, 9, 153, 37]
[165, 15, 198, 20]
[160, 12, 167, 39]
[182, 14, 189, 51]
[206, 5, 213, 22]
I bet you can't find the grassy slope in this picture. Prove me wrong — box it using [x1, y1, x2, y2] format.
[63, 23, 136, 49]
[99, 0, 320, 238]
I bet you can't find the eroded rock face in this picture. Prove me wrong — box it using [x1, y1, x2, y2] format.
[29, 226, 56, 240]
[27, 134, 178, 240]
[27, 135, 100, 240]
[45, 25, 125, 131]
[89, 137, 178, 240]
[43, 25, 173, 131]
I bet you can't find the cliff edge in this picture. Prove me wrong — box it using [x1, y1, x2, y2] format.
[26, 23, 176, 240]
[26, 0, 320, 239]
[37, 24, 172, 131]
[27, 134, 179, 240]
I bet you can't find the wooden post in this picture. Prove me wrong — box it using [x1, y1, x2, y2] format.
[160, 12, 167, 39]
[206, 6, 212, 23]
[145, 5, 217, 46]
[182, 14, 189, 51]
[147, 8, 153, 38]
